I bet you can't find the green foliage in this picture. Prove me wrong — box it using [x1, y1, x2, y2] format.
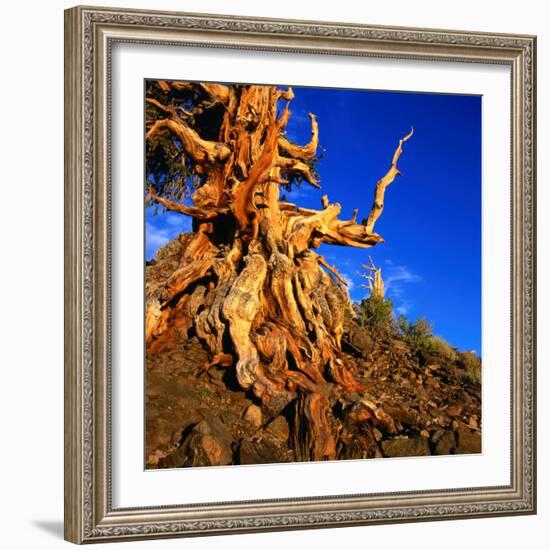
[429, 336, 458, 363]
[145, 79, 323, 209]
[281, 145, 325, 192]
[356, 295, 394, 335]
[459, 350, 482, 384]
[195, 386, 215, 400]
[395, 316, 465, 365]
[145, 81, 200, 204]
[396, 315, 440, 355]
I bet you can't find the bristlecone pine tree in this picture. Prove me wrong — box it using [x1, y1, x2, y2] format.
[145, 80, 413, 462]
[360, 257, 385, 299]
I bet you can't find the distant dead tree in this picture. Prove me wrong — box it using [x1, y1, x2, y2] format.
[360, 257, 385, 299]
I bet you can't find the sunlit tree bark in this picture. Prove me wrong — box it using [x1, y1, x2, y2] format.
[145, 80, 412, 461]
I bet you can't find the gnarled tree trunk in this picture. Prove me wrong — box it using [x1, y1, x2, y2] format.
[145, 81, 412, 461]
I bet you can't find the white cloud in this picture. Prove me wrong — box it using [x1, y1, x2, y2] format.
[384, 265, 421, 298]
[382, 263, 421, 317]
[164, 212, 192, 229]
[395, 304, 410, 316]
[341, 273, 355, 291]
[346, 260, 420, 315]
[146, 215, 192, 260]
[146, 222, 171, 251]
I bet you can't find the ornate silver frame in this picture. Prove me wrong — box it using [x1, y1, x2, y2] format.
[64, 5, 537, 544]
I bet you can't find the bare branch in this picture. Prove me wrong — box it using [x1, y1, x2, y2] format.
[146, 97, 177, 115]
[277, 157, 320, 188]
[359, 257, 385, 297]
[146, 118, 231, 165]
[276, 86, 295, 101]
[163, 81, 230, 104]
[364, 128, 414, 234]
[317, 255, 348, 286]
[278, 113, 319, 161]
[281, 201, 384, 250]
[147, 187, 228, 220]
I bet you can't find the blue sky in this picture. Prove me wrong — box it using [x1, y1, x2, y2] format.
[146, 86, 481, 354]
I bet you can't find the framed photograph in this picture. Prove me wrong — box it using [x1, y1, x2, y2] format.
[64, 5, 537, 544]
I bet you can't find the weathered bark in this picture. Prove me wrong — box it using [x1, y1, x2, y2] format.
[145, 81, 412, 462]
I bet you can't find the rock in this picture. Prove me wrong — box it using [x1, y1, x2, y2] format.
[341, 438, 367, 460]
[381, 436, 431, 457]
[431, 428, 445, 444]
[145, 234, 482, 469]
[266, 416, 290, 442]
[187, 433, 232, 466]
[343, 321, 374, 357]
[446, 403, 464, 417]
[187, 420, 233, 466]
[147, 449, 167, 467]
[161, 419, 233, 468]
[455, 430, 481, 454]
[435, 430, 456, 455]
[239, 437, 286, 464]
[371, 406, 398, 434]
[417, 349, 438, 366]
[243, 404, 262, 428]
[390, 339, 409, 353]
[207, 367, 226, 388]
[427, 364, 441, 372]
[259, 389, 295, 419]
[382, 404, 419, 426]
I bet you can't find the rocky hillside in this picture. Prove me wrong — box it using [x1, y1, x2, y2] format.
[146, 234, 481, 468]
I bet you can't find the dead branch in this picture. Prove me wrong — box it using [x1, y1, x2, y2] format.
[146, 118, 231, 165]
[278, 114, 319, 161]
[277, 157, 320, 188]
[364, 128, 414, 234]
[317, 255, 348, 287]
[147, 187, 228, 220]
[359, 257, 384, 298]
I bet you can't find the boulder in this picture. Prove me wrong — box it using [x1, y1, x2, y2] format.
[342, 438, 366, 460]
[446, 403, 464, 417]
[243, 404, 262, 428]
[434, 430, 456, 455]
[266, 416, 290, 442]
[381, 436, 431, 457]
[455, 429, 481, 454]
[430, 428, 445, 444]
[239, 438, 279, 465]
[161, 419, 233, 468]
[382, 404, 419, 426]
[343, 321, 374, 357]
